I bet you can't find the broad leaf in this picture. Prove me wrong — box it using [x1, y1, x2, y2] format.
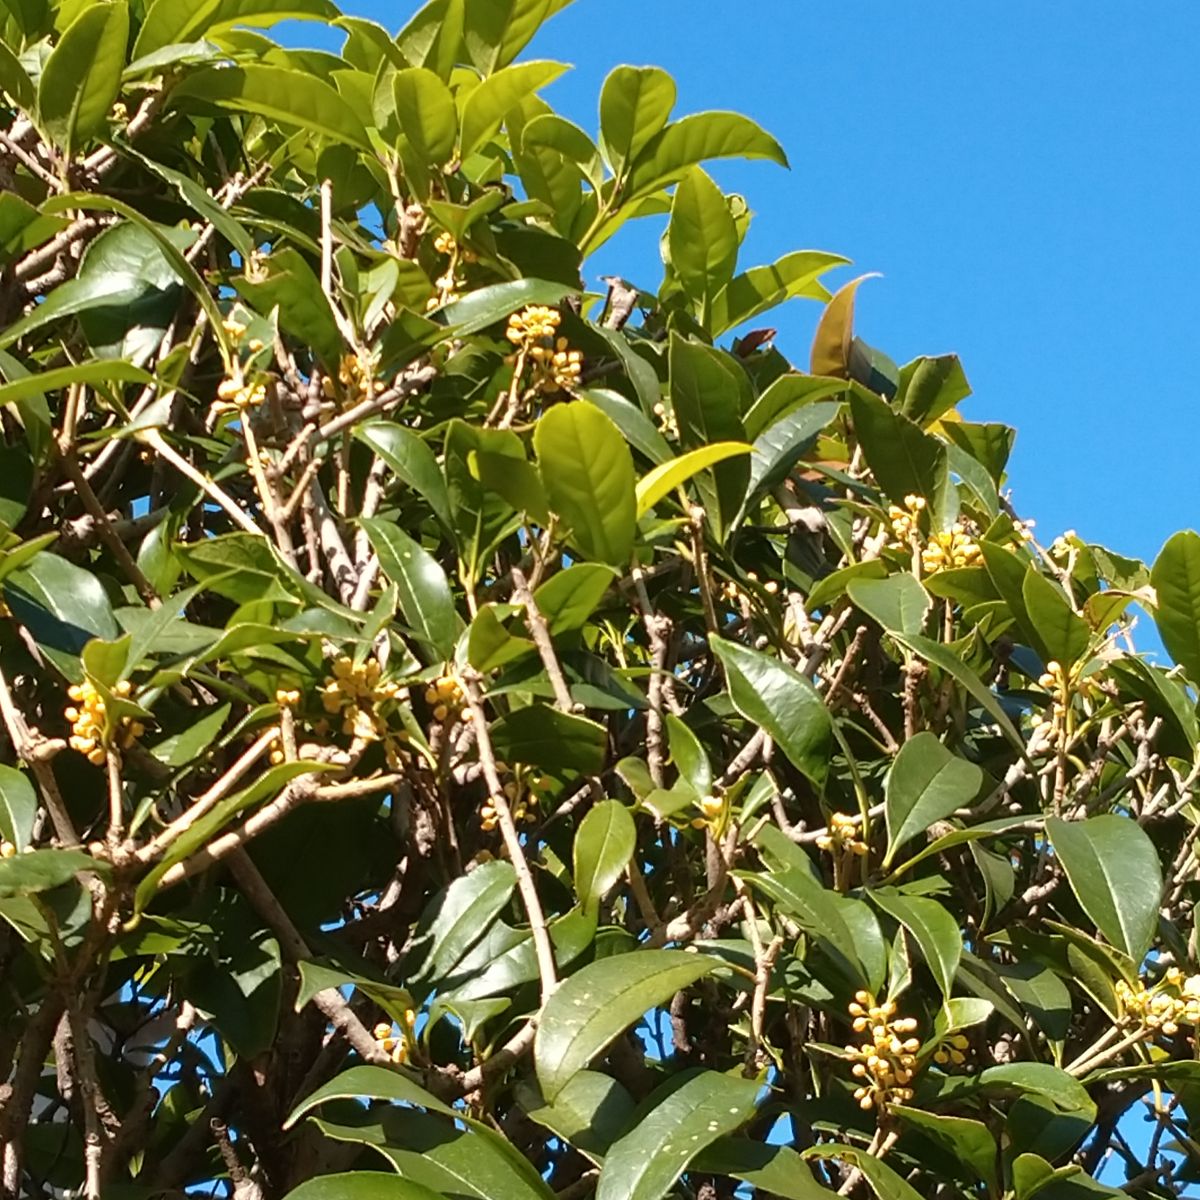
[599, 64, 674, 175]
[573, 800, 636, 913]
[1150, 529, 1200, 684]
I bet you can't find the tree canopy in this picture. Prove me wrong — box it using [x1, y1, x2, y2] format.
[1, 2, 1200, 1199]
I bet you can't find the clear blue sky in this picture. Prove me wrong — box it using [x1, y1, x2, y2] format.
[300, 1, 1200, 572]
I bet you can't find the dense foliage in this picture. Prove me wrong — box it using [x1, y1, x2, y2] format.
[1, 2, 1200, 1199]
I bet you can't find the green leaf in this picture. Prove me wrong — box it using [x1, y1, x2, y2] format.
[668, 335, 750, 536]
[360, 518, 459, 662]
[1022, 569, 1089, 668]
[134, 0, 337, 58]
[977, 1063, 1095, 1118]
[624, 111, 788, 199]
[635, 442, 751, 517]
[282, 1173, 445, 1200]
[459, 60, 568, 159]
[711, 251, 848, 338]
[0, 37, 34, 111]
[0, 848, 106, 898]
[595, 1070, 760, 1200]
[1150, 529, 1200, 683]
[599, 64, 674, 176]
[804, 1144, 922, 1200]
[848, 387, 947, 509]
[285, 1064, 457, 1129]
[464, 0, 570, 73]
[889, 1106, 997, 1191]
[709, 635, 832, 788]
[896, 354, 971, 425]
[393, 67, 457, 165]
[883, 732, 983, 867]
[0, 766, 37, 851]
[1045, 815, 1162, 959]
[355, 423, 454, 536]
[847, 572, 931, 637]
[149, 703, 230, 768]
[533, 563, 617, 634]
[414, 858, 517, 984]
[38, 1, 129, 155]
[0, 361, 153, 411]
[668, 167, 738, 317]
[743, 400, 841, 511]
[469, 447, 550, 526]
[170, 65, 372, 152]
[573, 800, 636, 914]
[489, 705, 607, 775]
[869, 889, 961, 1003]
[3, 551, 120, 681]
[578, 388, 671, 466]
[520, 1070, 633, 1164]
[693, 1140, 832, 1200]
[744, 374, 847, 442]
[535, 949, 719, 1100]
[535, 401, 636, 567]
[810, 275, 873, 378]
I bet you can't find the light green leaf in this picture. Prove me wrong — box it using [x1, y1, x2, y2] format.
[285, 1065, 455, 1130]
[668, 166, 738, 317]
[978, 1063, 1095, 1118]
[360, 518, 459, 662]
[464, 0, 571, 74]
[0, 38, 34, 111]
[847, 573, 931, 638]
[0, 361, 152, 410]
[393, 66, 457, 165]
[1150, 529, 1200, 684]
[0, 766, 37, 852]
[533, 563, 617, 634]
[804, 1144, 922, 1200]
[38, 1, 129, 154]
[573, 800, 636, 914]
[535, 949, 719, 1100]
[595, 1070, 760, 1200]
[1045, 815, 1162, 959]
[744, 374, 846, 442]
[624, 111, 787, 199]
[468, 447, 550, 526]
[883, 732, 983, 867]
[712, 251, 848, 338]
[459, 60, 568, 160]
[295, 960, 414, 1019]
[896, 354, 971, 425]
[149, 703, 230, 768]
[709, 635, 832, 788]
[535, 401, 636, 567]
[436, 278, 577, 336]
[635, 442, 751, 517]
[282, 1173, 444, 1200]
[134, 0, 337, 58]
[170, 65, 372, 151]
[599, 64, 674, 176]
[579, 388, 671, 466]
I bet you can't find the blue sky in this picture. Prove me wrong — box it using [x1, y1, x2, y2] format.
[300, 0, 1200, 582]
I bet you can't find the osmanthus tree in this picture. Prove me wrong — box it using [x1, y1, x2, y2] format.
[3, 2, 1200, 1199]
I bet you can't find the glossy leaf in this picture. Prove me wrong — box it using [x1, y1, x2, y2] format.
[710, 635, 832, 788]
[0, 849, 106, 898]
[848, 387, 947, 509]
[1045, 815, 1162, 959]
[810, 275, 874, 378]
[869, 889, 961, 1003]
[38, 2, 129, 154]
[520, 1070, 633, 1163]
[595, 1070, 760, 1200]
[599, 64, 675, 175]
[1150, 529, 1200, 684]
[361, 518, 459, 661]
[282, 1173, 445, 1200]
[635, 441, 751, 517]
[693, 1140, 832, 1200]
[0, 766, 37, 852]
[535, 401, 636, 566]
[413, 858, 517, 983]
[533, 563, 617, 634]
[1022, 568, 1089, 668]
[712, 250, 847, 338]
[393, 67, 458, 164]
[355, 422, 454, 536]
[535, 949, 719, 1100]
[668, 166, 738, 315]
[573, 800, 636, 914]
[135, 0, 338, 58]
[460, 60, 568, 159]
[743, 399, 840, 508]
[883, 732, 983, 867]
[847, 572, 931, 637]
[804, 1144, 922, 1200]
[489, 705, 607, 774]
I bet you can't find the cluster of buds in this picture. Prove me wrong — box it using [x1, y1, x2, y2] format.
[505, 306, 582, 393]
[424, 674, 464, 726]
[933, 1032, 970, 1067]
[846, 993, 921, 1111]
[425, 230, 477, 311]
[323, 348, 382, 407]
[652, 401, 678, 438]
[221, 314, 265, 353]
[214, 376, 267, 412]
[921, 521, 982, 575]
[319, 656, 401, 742]
[66, 680, 144, 766]
[1011, 518, 1035, 544]
[373, 1011, 416, 1063]
[1028, 659, 1095, 755]
[816, 811, 868, 857]
[690, 794, 724, 831]
[1115, 969, 1200, 1037]
[885, 494, 926, 547]
[480, 768, 549, 832]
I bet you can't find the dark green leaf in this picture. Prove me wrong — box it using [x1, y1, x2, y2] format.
[573, 800, 635, 913]
[489, 704, 607, 774]
[847, 573, 931, 637]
